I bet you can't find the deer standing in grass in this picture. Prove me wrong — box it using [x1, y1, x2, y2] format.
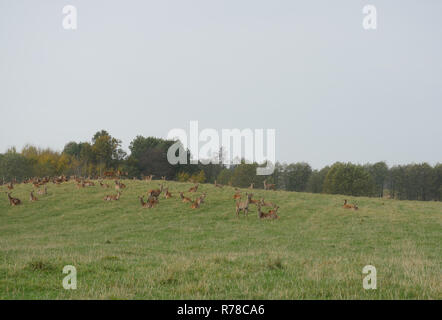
[7, 182, 13, 190]
[249, 183, 254, 189]
[236, 193, 253, 217]
[263, 179, 276, 191]
[7, 193, 21, 206]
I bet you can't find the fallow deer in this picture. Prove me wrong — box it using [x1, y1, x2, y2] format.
[249, 183, 254, 189]
[7, 193, 21, 206]
[7, 182, 13, 190]
[37, 186, 47, 196]
[260, 198, 276, 208]
[257, 203, 279, 219]
[214, 180, 223, 188]
[188, 184, 199, 193]
[263, 179, 276, 191]
[343, 199, 358, 210]
[164, 187, 173, 199]
[233, 191, 241, 200]
[30, 191, 38, 202]
[149, 184, 163, 198]
[236, 193, 253, 217]
[139, 196, 151, 208]
[180, 192, 192, 203]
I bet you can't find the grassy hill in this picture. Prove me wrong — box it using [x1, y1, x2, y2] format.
[0, 180, 440, 299]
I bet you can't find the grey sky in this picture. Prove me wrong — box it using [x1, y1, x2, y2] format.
[0, 0, 441, 169]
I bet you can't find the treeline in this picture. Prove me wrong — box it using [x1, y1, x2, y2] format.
[0, 130, 440, 201]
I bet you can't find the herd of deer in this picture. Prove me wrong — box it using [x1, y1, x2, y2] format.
[2, 175, 359, 216]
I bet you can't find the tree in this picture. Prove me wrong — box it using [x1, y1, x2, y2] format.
[365, 161, 388, 197]
[323, 162, 375, 196]
[306, 166, 330, 193]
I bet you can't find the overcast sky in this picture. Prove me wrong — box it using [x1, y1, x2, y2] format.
[0, 0, 441, 169]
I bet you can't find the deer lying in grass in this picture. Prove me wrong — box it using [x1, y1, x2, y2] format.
[233, 191, 241, 200]
[114, 180, 126, 191]
[260, 198, 276, 208]
[149, 184, 163, 198]
[139, 195, 157, 208]
[99, 181, 110, 188]
[190, 193, 206, 209]
[7, 182, 13, 190]
[214, 180, 223, 188]
[37, 186, 47, 196]
[343, 199, 358, 210]
[103, 191, 121, 201]
[164, 187, 173, 199]
[76, 182, 85, 189]
[236, 193, 253, 217]
[180, 192, 192, 203]
[257, 203, 279, 219]
[7, 193, 21, 206]
[263, 179, 276, 191]
[188, 184, 199, 193]
[84, 181, 95, 187]
[29, 191, 38, 202]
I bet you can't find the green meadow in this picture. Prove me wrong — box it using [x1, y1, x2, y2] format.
[0, 180, 441, 299]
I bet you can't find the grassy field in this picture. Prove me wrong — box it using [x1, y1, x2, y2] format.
[0, 180, 441, 299]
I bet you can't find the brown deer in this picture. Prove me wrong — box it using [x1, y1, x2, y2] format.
[233, 191, 241, 200]
[190, 197, 202, 209]
[99, 181, 110, 188]
[263, 179, 276, 191]
[7, 193, 21, 206]
[180, 192, 192, 203]
[260, 198, 276, 208]
[164, 187, 173, 199]
[147, 194, 159, 207]
[257, 203, 279, 219]
[139, 196, 151, 208]
[104, 191, 121, 201]
[7, 182, 14, 190]
[236, 193, 253, 217]
[188, 184, 199, 193]
[37, 186, 47, 196]
[249, 197, 261, 205]
[161, 176, 166, 181]
[149, 184, 163, 198]
[214, 180, 223, 188]
[343, 199, 358, 210]
[190, 194, 206, 209]
[76, 182, 85, 189]
[29, 191, 38, 202]
[249, 183, 254, 189]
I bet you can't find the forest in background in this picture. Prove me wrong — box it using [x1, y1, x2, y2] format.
[1, 130, 440, 201]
